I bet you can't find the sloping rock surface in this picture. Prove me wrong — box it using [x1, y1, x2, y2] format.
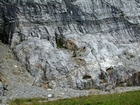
[0, 41, 34, 90]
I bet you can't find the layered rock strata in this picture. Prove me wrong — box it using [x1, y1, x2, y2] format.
[0, 0, 140, 90]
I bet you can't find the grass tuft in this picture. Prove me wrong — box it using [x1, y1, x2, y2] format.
[0, 99, 2, 104]
[9, 97, 48, 105]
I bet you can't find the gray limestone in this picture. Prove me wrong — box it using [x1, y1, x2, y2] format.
[0, 0, 140, 90]
[0, 82, 3, 96]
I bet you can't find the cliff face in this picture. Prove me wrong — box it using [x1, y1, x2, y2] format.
[0, 0, 140, 90]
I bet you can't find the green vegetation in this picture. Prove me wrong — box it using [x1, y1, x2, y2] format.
[56, 38, 64, 48]
[73, 50, 77, 57]
[0, 99, 2, 104]
[57, 43, 64, 48]
[9, 90, 140, 105]
[9, 98, 48, 105]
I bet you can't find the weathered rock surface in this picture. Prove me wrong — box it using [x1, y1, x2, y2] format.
[0, 0, 140, 91]
[0, 41, 34, 92]
[0, 82, 3, 96]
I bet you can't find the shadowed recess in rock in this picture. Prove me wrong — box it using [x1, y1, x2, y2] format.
[0, 1, 18, 44]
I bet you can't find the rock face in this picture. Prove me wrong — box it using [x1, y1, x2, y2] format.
[0, 82, 3, 96]
[0, 42, 34, 91]
[0, 0, 140, 90]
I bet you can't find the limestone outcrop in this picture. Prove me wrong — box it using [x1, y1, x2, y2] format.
[0, 0, 140, 90]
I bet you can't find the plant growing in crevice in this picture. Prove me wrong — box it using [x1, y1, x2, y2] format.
[72, 50, 77, 57]
[99, 72, 108, 83]
[55, 34, 65, 48]
[57, 43, 64, 48]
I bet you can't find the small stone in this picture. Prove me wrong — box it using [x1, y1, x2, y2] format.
[14, 65, 18, 68]
[61, 93, 64, 95]
[47, 88, 52, 91]
[47, 94, 53, 98]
